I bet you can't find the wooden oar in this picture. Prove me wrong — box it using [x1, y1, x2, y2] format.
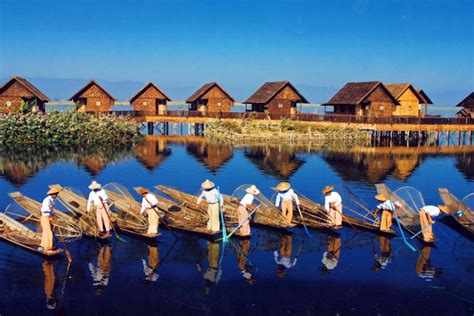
[296, 203, 312, 237]
[50, 203, 72, 262]
[98, 195, 126, 243]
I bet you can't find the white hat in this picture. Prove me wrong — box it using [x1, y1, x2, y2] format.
[88, 181, 102, 190]
[201, 179, 215, 190]
[245, 185, 260, 195]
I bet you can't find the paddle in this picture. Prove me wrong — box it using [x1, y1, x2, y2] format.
[50, 203, 72, 262]
[98, 195, 126, 243]
[217, 186, 228, 243]
[296, 203, 312, 237]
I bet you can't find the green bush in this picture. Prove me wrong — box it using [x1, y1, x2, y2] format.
[0, 111, 143, 146]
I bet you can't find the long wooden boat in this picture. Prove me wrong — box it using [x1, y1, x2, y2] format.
[134, 187, 220, 237]
[8, 192, 82, 240]
[375, 183, 435, 243]
[156, 185, 295, 231]
[438, 188, 474, 236]
[0, 213, 64, 256]
[49, 184, 101, 238]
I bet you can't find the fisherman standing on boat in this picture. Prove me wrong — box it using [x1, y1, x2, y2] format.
[275, 182, 300, 223]
[87, 181, 111, 238]
[138, 188, 160, 236]
[197, 180, 223, 233]
[237, 185, 260, 236]
[323, 186, 343, 229]
[39, 187, 61, 253]
[373, 194, 401, 232]
[418, 205, 449, 242]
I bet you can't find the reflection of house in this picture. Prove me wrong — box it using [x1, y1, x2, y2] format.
[456, 92, 474, 118]
[385, 83, 425, 117]
[0, 77, 50, 113]
[129, 82, 171, 114]
[392, 154, 421, 181]
[243, 81, 309, 115]
[455, 153, 474, 181]
[134, 139, 171, 171]
[0, 159, 46, 187]
[69, 80, 115, 112]
[186, 82, 234, 114]
[244, 146, 305, 179]
[80, 156, 108, 176]
[186, 142, 233, 173]
[325, 81, 398, 117]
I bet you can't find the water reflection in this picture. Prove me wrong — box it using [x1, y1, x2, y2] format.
[371, 236, 392, 271]
[321, 235, 341, 274]
[134, 139, 171, 171]
[89, 244, 112, 295]
[42, 260, 57, 310]
[416, 246, 443, 281]
[237, 239, 256, 284]
[197, 241, 222, 294]
[274, 235, 298, 278]
[142, 244, 160, 282]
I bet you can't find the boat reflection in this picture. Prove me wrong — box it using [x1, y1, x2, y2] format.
[197, 241, 222, 294]
[371, 236, 392, 271]
[416, 246, 443, 281]
[42, 259, 57, 310]
[89, 244, 112, 295]
[321, 235, 341, 274]
[142, 244, 160, 282]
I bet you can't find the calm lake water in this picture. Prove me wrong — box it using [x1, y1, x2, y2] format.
[0, 135, 473, 315]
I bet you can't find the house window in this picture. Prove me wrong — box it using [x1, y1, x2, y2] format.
[278, 103, 283, 108]
[143, 101, 148, 106]
[5, 101, 12, 107]
[379, 105, 384, 110]
[217, 102, 221, 107]
[96, 101, 101, 106]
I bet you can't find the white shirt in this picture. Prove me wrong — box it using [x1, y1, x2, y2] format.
[197, 188, 223, 205]
[322, 252, 339, 270]
[274, 251, 297, 269]
[422, 205, 441, 217]
[324, 192, 342, 211]
[377, 200, 396, 211]
[275, 189, 299, 207]
[41, 196, 54, 216]
[87, 189, 109, 212]
[141, 193, 159, 214]
[240, 193, 254, 206]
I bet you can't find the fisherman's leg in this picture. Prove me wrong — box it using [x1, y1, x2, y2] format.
[238, 205, 250, 235]
[102, 206, 111, 232]
[210, 204, 220, 232]
[335, 204, 343, 226]
[147, 209, 159, 234]
[419, 210, 433, 241]
[96, 206, 105, 232]
[281, 201, 289, 220]
[287, 202, 294, 223]
[207, 205, 213, 231]
[40, 216, 48, 249]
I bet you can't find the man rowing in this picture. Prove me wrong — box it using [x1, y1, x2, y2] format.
[87, 181, 111, 238]
[275, 182, 300, 223]
[137, 188, 160, 236]
[236, 185, 260, 237]
[39, 187, 61, 253]
[373, 194, 402, 232]
[322, 186, 343, 229]
[197, 180, 223, 233]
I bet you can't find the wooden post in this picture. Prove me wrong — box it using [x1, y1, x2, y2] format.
[147, 122, 154, 135]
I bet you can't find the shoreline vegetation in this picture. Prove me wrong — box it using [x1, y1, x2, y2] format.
[204, 118, 371, 141]
[0, 112, 143, 147]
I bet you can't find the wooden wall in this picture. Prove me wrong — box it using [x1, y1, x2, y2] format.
[0, 81, 45, 113]
[358, 85, 396, 117]
[131, 86, 168, 112]
[393, 88, 420, 117]
[74, 84, 114, 112]
[201, 85, 233, 113]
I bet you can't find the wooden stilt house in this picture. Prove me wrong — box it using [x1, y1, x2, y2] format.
[456, 92, 474, 118]
[186, 82, 234, 114]
[129, 82, 171, 115]
[243, 81, 309, 115]
[0, 77, 50, 113]
[417, 89, 433, 117]
[385, 83, 425, 117]
[69, 80, 115, 112]
[324, 81, 398, 117]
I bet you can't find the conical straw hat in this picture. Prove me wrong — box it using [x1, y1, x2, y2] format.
[245, 185, 260, 195]
[276, 182, 291, 191]
[47, 187, 61, 195]
[322, 185, 334, 194]
[375, 194, 387, 202]
[201, 179, 215, 190]
[137, 188, 149, 195]
[438, 205, 450, 214]
[88, 181, 102, 190]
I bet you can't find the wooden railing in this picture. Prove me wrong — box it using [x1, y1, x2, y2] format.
[88, 110, 474, 125]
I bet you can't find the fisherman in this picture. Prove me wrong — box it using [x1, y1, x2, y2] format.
[42, 260, 56, 310]
[321, 235, 341, 273]
[141, 245, 159, 282]
[197, 179, 223, 233]
[89, 244, 112, 296]
[87, 181, 111, 238]
[372, 236, 392, 271]
[39, 187, 61, 253]
[138, 188, 160, 236]
[274, 235, 297, 278]
[373, 194, 402, 232]
[274, 182, 300, 223]
[418, 205, 449, 242]
[237, 185, 260, 236]
[322, 186, 343, 228]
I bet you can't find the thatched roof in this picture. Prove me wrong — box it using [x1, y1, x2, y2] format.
[68, 80, 116, 101]
[386, 83, 424, 103]
[0, 76, 50, 101]
[325, 81, 398, 105]
[243, 81, 309, 104]
[129, 82, 171, 102]
[417, 89, 433, 104]
[456, 92, 474, 109]
[186, 82, 234, 103]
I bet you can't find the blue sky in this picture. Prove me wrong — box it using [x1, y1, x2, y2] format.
[0, 0, 473, 103]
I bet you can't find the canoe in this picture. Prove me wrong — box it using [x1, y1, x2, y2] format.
[375, 183, 435, 243]
[49, 184, 102, 238]
[0, 213, 64, 256]
[157, 185, 295, 231]
[8, 192, 82, 240]
[134, 187, 220, 237]
[438, 188, 474, 236]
